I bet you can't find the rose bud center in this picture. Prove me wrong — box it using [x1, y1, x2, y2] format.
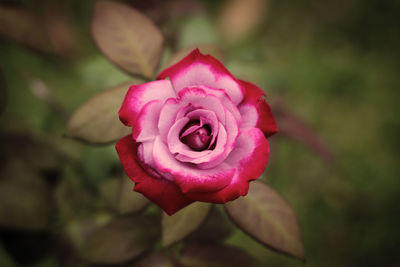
[180, 121, 212, 151]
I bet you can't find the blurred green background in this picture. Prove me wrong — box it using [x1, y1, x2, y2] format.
[0, 0, 399, 266]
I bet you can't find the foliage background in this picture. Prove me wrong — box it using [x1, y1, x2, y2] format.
[0, 0, 399, 266]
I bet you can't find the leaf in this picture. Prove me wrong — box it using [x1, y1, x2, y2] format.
[99, 175, 149, 214]
[1, 133, 64, 174]
[66, 81, 140, 145]
[81, 215, 159, 264]
[99, 177, 120, 207]
[0, 5, 52, 53]
[162, 202, 211, 246]
[179, 242, 258, 267]
[0, 71, 5, 115]
[0, 161, 51, 230]
[66, 217, 111, 254]
[188, 206, 234, 243]
[91, 1, 164, 78]
[133, 252, 173, 267]
[118, 174, 150, 214]
[42, 3, 79, 57]
[224, 181, 304, 260]
[218, 0, 268, 43]
[165, 44, 224, 68]
[0, 244, 16, 267]
[55, 167, 93, 221]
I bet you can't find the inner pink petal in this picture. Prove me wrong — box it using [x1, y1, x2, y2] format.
[175, 123, 227, 166]
[187, 85, 242, 125]
[152, 136, 234, 193]
[180, 124, 203, 138]
[167, 117, 190, 155]
[185, 109, 219, 147]
[177, 87, 226, 124]
[197, 110, 239, 169]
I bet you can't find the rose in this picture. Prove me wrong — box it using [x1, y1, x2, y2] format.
[115, 49, 278, 215]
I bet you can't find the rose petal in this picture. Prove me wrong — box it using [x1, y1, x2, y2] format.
[167, 117, 212, 158]
[177, 87, 226, 123]
[132, 100, 163, 142]
[158, 87, 226, 142]
[158, 49, 244, 105]
[189, 85, 242, 126]
[185, 109, 219, 148]
[175, 122, 227, 165]
[197, 110, 239, 169]
[153, 136, 235, 193]
[185, 128, 269, 203]
[134, 177, 193, 215]
[115, 135, 193, 215]
[137, 140, 159, 178]
[119, 80, 176, 126]
[238, 80, 278, 137]
[137, 140, 175, 180]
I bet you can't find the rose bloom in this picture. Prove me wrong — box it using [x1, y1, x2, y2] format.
[116, 49, 278, 215]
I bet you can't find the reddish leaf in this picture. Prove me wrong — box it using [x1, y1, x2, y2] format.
[99, 175, 150, 214]
[43, 3, 79, 57]
[91, 1, 164, 78]
[0, 5, 52, 52]
[224, 181, 305, 260]
[188, 207, 234, 243]
[218, 0, 269, 43]
[162, 202, 211, 246]
[0, 161, 51, 230]
[179, 242, 258, 267]
[66, 81, 141, 145]
[133, 252, 173, 267]
[81, 215, 159, 264]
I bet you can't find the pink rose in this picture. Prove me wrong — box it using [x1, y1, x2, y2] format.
[116, 49, 278, 215]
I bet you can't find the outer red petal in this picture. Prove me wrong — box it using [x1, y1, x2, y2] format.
[157, 49, 244, 105]
[239, 80, 278, 137]
[115, 135, 193, 215]
[185, 128, 269, 203]
[118, 80, 175, 127]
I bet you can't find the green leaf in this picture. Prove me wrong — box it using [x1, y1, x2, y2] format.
[92, 1, 164, 78]
[179, 242, 258, 267]
[224, 181, 304, 260]
[66, 81, 139, 145]
[81, 215, 159, 264]
[162, 202, 211, 246]
[0, 243, 17, 267]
